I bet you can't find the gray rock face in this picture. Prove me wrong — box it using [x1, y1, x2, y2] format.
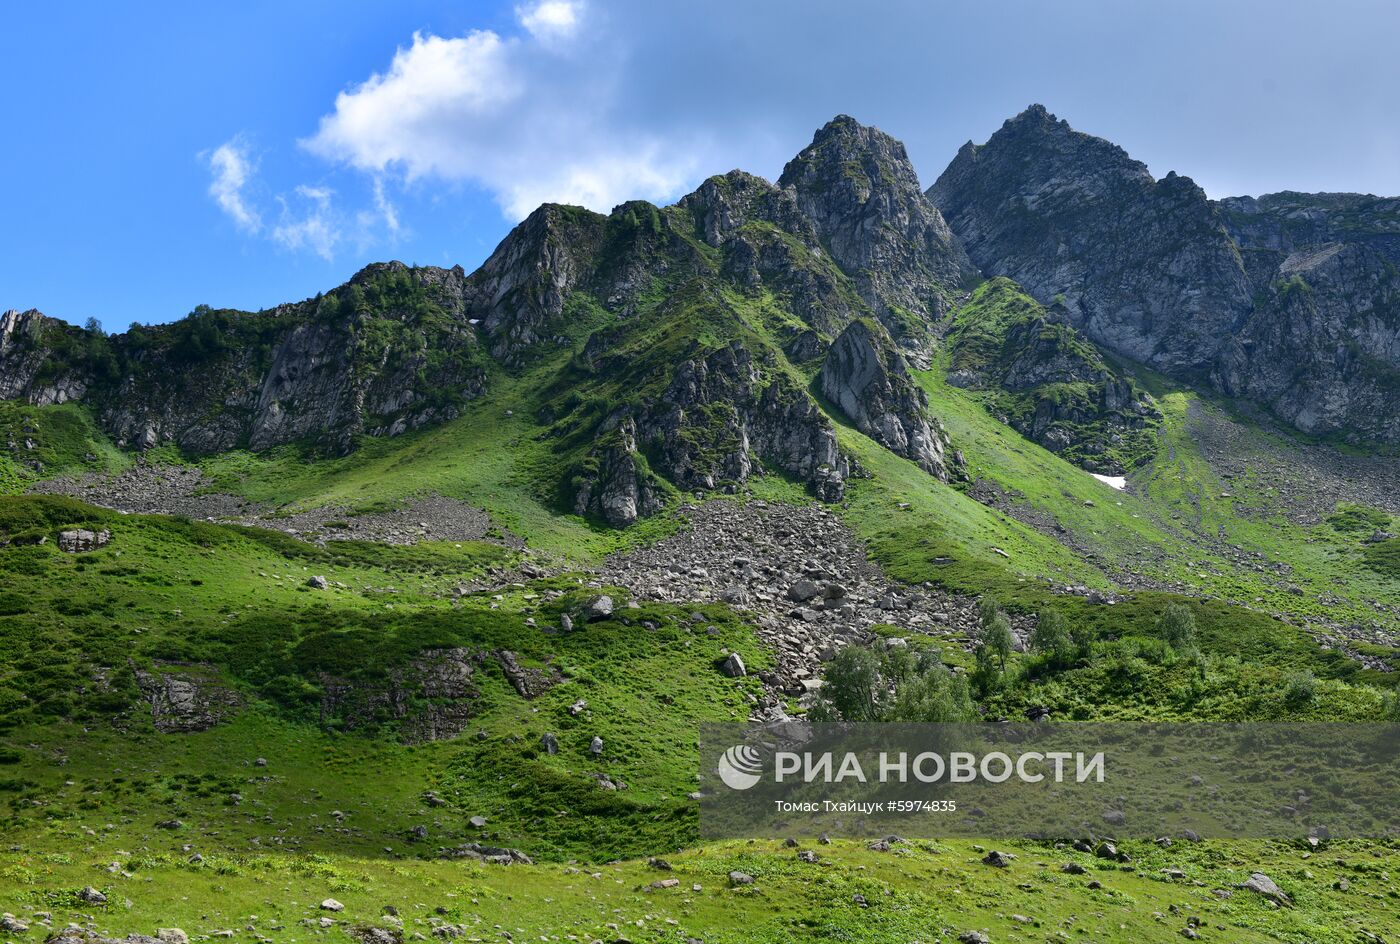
[316, 647, 480, 743]
[654, 342, 851, 497]
[780, 116, 976, 360]
[819, 320, 959, 480]
[572, 415, 667, 528]
[574, 340, 853, 524]
[464, 204, 606, 362]
[931, 105, 1400, 445]
[57, 528, 110, 552]
[1213, 195, 1400, 442]
[678, 171, 864, 339]
[930, 105, 1253, 375]
[135, 663, 244, 732]
[0, 308, 89, 405]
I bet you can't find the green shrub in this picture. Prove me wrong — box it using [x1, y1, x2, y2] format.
[1156, 604, 1198, 654]
[1363, 538, 1400, 578]
[1284, 670, 1317, 707]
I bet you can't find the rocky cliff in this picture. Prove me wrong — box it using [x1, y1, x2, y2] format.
[929, 105, 1400, 444]
[1213, 194, 1400, 442]
[819, 319, 960, 479]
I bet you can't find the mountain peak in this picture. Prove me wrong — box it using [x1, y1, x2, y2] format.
[778, 116, 974, 353]
[930, 106, 1252, 377]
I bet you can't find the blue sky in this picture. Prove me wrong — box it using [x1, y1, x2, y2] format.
[3, 0, 1398, 331]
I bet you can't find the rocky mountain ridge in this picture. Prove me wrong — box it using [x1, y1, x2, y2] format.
[4, 106, 1398, 529]
[930, 104, 1400, 444]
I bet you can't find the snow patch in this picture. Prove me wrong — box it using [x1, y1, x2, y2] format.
[1090, 473, 1127, 491]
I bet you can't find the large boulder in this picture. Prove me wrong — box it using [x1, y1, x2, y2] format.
[820, 320, 960, 480]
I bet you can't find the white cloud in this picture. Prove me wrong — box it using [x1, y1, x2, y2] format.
[516, 1, 583, 41]
[302, 11, 701, 222]
[271, 185, 341, 261]
[207, 138, 261, 232]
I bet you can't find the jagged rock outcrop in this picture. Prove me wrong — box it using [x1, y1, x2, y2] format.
[930, 104, 1253, 374]
[947, 279, 1160, 473]
[930, 105, 1400, 445]
[464, 204, 608, 361]
[572, 415, 667, 527]
[1213, 194, 1400, 442]
[819, 320, 959, 479]
[0, 308, 91, 405]
[1, 263, 489, 455]
[678, 170, 865, 337]
[134, 663, 244, 733]
[571, 336, 852, 525]
[780, 116, 976, 360]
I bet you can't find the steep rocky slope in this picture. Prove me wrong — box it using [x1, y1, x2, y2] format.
[930, 105, 1400, 444]
[1214, 193, 1400, 441]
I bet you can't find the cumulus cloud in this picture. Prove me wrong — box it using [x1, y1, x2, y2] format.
[207, 138, 261, 232]
[302, 6, 701, 221]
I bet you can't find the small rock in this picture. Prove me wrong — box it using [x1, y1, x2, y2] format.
[307, 575, 329, 590]
[728, 870, 754, 886]
[322, 899, 346, 912]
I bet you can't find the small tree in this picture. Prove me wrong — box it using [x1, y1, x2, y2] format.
[1157, 604, 1198, 654]
[822, 647, 882, 721]
[986, 612, 1014, 673]
[1031, 610, 1074, 667]
[1071, 622, 1096, 660]
[972, 643, 1003, 696]
[977, 595, 1002, 633]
